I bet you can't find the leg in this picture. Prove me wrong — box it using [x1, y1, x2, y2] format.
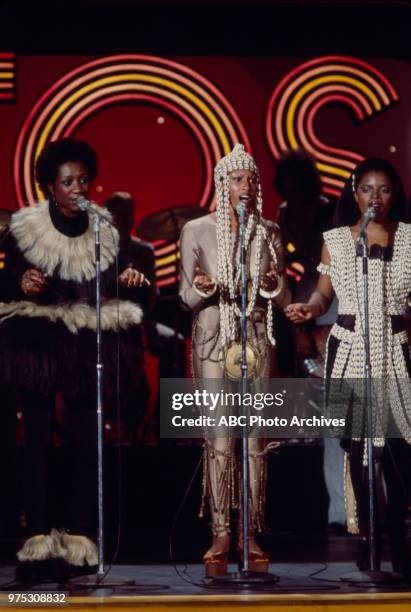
[247, 437, 268, 534]
[64, 397, 97, 537]
[0, 386, 19, 538]
[323, 437, 346, 527]
[202, 438, 235, 575]
[383, 439, 411, 574]
[21, 389, 54, 536]
[16, 390, 62, 565]
[237, 437, 270, 571]
[349, 441, 384, 570]
[56, 397, 98, 569]
[194, 343, 234, 574]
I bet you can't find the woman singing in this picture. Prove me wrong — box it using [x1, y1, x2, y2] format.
[0, 138, 145, 576]
[179, 144, 290, 576]
[285, 157, 411, 578]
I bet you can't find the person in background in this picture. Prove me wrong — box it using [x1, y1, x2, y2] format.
[274, 150, 345, 532]
[0, 209, 19, 543]
[104, 192, 157, 337]
[104, 192, 156, 440]
[0, 209, 14, 298]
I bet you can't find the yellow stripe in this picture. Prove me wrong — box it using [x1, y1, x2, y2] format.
[156, 252, 179, 267]
[0, 71, 13, 78]
[286, 75, 381, 150]
[316, 163, 350, 179]
[35, 73, 231, 178]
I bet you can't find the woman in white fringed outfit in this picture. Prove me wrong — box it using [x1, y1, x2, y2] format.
[285, 157, 411, 579]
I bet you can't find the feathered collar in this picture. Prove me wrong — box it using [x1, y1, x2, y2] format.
[10, 202, 118, 283]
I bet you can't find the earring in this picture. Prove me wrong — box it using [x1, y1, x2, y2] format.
[351, 173, 356, 193]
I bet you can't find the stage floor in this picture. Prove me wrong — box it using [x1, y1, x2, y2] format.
[1, 559, 411, 612]
[1, 531, 410, 610]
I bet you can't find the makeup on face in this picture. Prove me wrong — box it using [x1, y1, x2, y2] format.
[49, 161, 92, 219]
[354, 170, 394, 222]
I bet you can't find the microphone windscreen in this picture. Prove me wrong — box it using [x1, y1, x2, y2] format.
[76, 196, 89, 211]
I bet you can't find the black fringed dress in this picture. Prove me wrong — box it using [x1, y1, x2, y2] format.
[0, 200, 145, 537]
[0, 200, 144, 403]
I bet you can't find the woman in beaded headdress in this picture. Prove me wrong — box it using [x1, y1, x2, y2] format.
[285, 157, 411, 578]
[179, 143, 290, 575]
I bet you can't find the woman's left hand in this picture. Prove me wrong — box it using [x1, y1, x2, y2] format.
[261, 261, 279, 292]
[119, 267, 149, 288]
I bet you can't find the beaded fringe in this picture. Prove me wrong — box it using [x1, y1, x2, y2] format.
[344, 452, 359, 535]
[199, 441, 279, 535]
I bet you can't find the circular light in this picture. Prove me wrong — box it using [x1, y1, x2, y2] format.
[96, 185, 104, 193]
[157, 116, 165, 124]
[388, 145, 396, 153]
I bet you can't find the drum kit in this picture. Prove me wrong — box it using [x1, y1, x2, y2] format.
[136, 204, 208, 243]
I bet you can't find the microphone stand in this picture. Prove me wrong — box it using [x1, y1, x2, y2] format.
[341, 224, 400, 585]
[70, 211, 133, 588]
[210, 202, 277, 586]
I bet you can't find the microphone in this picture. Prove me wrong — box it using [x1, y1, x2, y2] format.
[357, 204, 378, 239]
[236, 195, 249, 225]
[76, 196, 114, 226]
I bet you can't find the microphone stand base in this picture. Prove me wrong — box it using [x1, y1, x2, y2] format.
[207, 570, 278, 586]
[340, 569, 403, 585]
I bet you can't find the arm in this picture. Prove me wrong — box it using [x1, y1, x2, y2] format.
[0, 228, 48, 300]
[117, 239, 154, 291]
[260, 223, 291, 309]
[142, 243, 158, 316]
[179, 222, 216, 311]
[284, 242, 334, 323]
[126, 241, 159, 352]
[0, 227, 18, 301]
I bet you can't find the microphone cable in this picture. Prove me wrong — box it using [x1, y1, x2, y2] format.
[168, 446, 206, 588]
[81, 220, 168, 592]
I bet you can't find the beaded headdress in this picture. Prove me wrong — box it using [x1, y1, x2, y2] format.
[214, 143, 258, 178]
[214, 144, 263, 217]
[213, 143, 276, 355]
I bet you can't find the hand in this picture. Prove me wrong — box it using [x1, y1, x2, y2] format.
[193, 266, 216, 295]
[119, 267, 149, 288]
[261, 261, 279, 292]
[284, 303, 316, 323]
[20, 268, 47, 296]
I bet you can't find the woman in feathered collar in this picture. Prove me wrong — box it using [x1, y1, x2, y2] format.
[0, 138, 145, 579]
